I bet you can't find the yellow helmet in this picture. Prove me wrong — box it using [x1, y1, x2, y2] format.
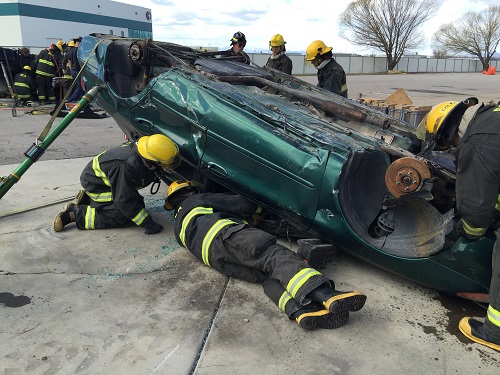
[136, 134, 181, 169]
[305, 40, 332, 61]
[68, 40, 75, 47]
[270, 34, 285, 48]
[164, 180, 201, 210]
[425, 97, 478, 148]
[22, 65, 32, 71]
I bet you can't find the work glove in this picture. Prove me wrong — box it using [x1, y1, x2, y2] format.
[143, 218, 163, 235]
[456, 219, 484, 241]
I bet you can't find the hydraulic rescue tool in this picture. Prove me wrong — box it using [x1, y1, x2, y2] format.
[0, 85, 104, 200]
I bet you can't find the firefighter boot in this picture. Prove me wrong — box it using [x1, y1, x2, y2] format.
[53, 203, 77, 232]
[308, 286, 367, 315]
[293, 302, 349, 330]
[459, 317, 500, 352]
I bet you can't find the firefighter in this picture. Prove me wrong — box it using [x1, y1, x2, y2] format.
[13, 66, 36, 105]
[266, 34, 292, 74]
[225, 31, 251, 65]
[305, 40, 348, 98]
[165, 181, 367, 330]
[425, 98, 500, 351]
[53, 134, 180, 235]
[67, 37, 85, 102]
[35, 43, 62, 104]
[60, 40, 75, 99]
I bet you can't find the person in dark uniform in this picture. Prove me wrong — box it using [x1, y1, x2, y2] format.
[266, 34, 292, 74]
[224, 31, 251, 65]
[305, 40, 348, 98]
[66, 37, 85, 102]
[164, 181, 367, 330]
[53, 134, 180, 235]
[35, 43, 62, 104]
[13, 66, 36, 105]
[425, 98, 500, 351]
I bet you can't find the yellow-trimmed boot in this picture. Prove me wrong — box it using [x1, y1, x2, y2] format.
[309, 287, 367, 314]
[53, 203, 77, 232]
[459, 317, 500, 352]
[294, 303, 349, 330]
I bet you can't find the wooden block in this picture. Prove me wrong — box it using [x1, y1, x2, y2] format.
[385, 88, 413, 106]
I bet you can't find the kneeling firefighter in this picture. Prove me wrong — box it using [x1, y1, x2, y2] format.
[54, 134, 180, 235]
[164, 181, 367, 330]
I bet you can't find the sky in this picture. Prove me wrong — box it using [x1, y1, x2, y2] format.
[116, 0, 499, 56]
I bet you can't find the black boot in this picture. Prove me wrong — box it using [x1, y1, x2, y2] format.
[53, 203, 77, 232]
[309, 286, 367, 315]
[459, 317, 500, 352]
[292, 302, 349, 330]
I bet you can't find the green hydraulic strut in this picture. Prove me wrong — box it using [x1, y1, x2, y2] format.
[0, 85, 104, 200]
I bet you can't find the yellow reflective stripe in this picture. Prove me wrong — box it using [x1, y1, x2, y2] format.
[463, 220, 487, 236]
[286, 268, 322, 298]
[35, 70, 54, 77]
[487, 305, 500, 328]
[92, 151, 111, 187]
[39, 58, 54, 67]
[255, 206, 263, 214]
[201, 219, 237, 266]
[17, 94, 31, 98]
[278, 291, 292, 312]
[84, 206, 96, 229]
[131, 208, 148, 225]
[496, 194, 500, 211]
[341, 84, 348, 92]
[86, 191, 112, 202]
[14, 82, 30, 88]
[179, 207, 213, 247]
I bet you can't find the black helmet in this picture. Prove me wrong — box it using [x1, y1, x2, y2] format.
[230, 31, 246, 45]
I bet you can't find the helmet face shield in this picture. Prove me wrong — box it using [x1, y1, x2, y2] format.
[159, 153, 182, 170]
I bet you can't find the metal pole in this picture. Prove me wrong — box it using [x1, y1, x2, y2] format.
[0, 85, 103, 200]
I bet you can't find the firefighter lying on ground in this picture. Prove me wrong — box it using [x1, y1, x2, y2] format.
[53, 134, 180, 235]
[425, 97, 500, 352]
[164, 181, 367, 330]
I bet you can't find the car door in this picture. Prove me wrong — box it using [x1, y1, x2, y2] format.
[200, 104, 329, 230]
[129, 72, 211, 168]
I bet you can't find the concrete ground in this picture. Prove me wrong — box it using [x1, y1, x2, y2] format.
[1, 73, 499, 374]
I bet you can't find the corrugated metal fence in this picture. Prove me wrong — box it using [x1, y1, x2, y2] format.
[249, 53, 500, 75]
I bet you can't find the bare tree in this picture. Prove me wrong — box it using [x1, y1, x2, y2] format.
[339, 0, 439, 70]
[432, 6, 500, 71]
[432, 47, 449, 59]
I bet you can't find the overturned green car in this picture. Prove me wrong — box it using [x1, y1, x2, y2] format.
[78, 34, 494, 301]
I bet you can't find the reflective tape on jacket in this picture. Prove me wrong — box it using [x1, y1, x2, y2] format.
[14, 82, 30, 89]
[496, 194, 500, 211]
[487, 305, 500, 328]
[201, 219, 238, 266]
[463, 220, 487, 237]
[179, 207, 214, 247]
[86, 191, 112, 203]
[84, 206, 96, 229]
[286, 268, 322, 299]
[278, 291, 293, 312]
[341, 84, 348, 93]
[92, 151, 111, 187]
[131, 208, 148, 225]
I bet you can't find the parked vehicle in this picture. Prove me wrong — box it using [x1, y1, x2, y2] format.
[78, 34, 494, 301]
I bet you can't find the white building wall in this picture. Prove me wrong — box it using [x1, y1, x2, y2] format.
[0, 0, 151, 49]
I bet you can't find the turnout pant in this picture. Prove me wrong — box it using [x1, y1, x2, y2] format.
[74, 193, 145, 230]
[35, 75, 55, 102]
[485, 229, 500, 339]
[199, 228, 330, 317]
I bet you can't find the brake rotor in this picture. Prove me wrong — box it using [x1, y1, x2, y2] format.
[385, 157, 431, 198]
[128, 40, 149, 66]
